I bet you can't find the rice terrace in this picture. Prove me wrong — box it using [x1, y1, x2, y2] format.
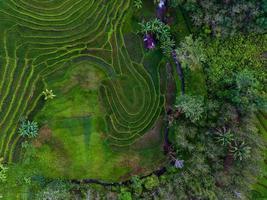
[0, 0, 266, 199]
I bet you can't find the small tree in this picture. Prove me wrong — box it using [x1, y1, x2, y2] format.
[143, 175, 159, 191]
[232, 69, 263, 111]
[139, 19, 175, 55]
[176, 35, 206, 70]
[175, 95, 205, 123]
[42, 89, 56, 100]
[18, 119, 39, 138]
[131, 176, 143, 196]
[118, 188, 132, 200]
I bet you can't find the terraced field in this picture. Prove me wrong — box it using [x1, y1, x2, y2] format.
[0, 0, 164, 168]
[253, 111, 267, 198]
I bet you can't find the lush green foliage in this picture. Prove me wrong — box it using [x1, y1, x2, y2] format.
[169, 0, 183, 8]
[0, 0, 266, 199]
[139, 19, 175, 55]
[176, 35, 206, 70]
[175, 94, 205, 123]
[215, 127, 234, 146]
[181, 0, 267, 36]
[159, 32, 265, 199]
[203, 34, 266, 113]
[118, 188, 132, 200]
[143, 174, 159, 190]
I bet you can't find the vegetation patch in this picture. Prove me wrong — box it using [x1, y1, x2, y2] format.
[0, 0, 266, 199]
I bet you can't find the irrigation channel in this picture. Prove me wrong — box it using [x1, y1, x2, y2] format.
[72, 0, 185, 186]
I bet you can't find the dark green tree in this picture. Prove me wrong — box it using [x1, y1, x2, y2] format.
[230, 141, 251, 161]
[181, 0, 266, 36]
[175, 94, 205, 123]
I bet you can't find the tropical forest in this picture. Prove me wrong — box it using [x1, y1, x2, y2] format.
[0, 0, 266, 199]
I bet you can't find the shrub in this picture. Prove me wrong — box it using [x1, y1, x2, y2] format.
[18, 119, 39, 138]
[144, 175, 159, 190]
[118, 188, 132, 200]
[215, 127, 234, 147]
[131, 176, 143, 196]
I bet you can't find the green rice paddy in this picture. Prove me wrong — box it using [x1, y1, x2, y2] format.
[0, 0, 166, 181]
[31, 61, 165, 181]
[0, 0, 266, 199]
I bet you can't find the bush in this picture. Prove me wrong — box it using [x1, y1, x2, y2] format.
[118, 188, 132, 200]
[18, 119, 39, 138]
[203, 34, 266, 113]
[143, 175, 159, 190]
[131, 176, 143, 196]
[182, 0, 266, 36]
[176, 35, 206, 70]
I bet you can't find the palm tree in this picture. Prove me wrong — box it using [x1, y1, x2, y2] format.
[42, 89, 56, 100]
[138, 21, 151, 34]
[230, 141, 251, 161]
[18, 119, 39, 138]
[133, 0, 142, 9]
[215, 127, 234, 146]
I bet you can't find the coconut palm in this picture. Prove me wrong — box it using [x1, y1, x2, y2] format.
[42, 89, 56, 100]
[215, 127, 234, 146]
[230, 141, 251, 161]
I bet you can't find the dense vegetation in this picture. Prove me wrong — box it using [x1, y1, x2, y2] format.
[0, 0, 266, 199]
[179, 0, 267, 36]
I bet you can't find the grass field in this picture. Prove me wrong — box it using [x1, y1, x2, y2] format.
[0, 0, 166, 183]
